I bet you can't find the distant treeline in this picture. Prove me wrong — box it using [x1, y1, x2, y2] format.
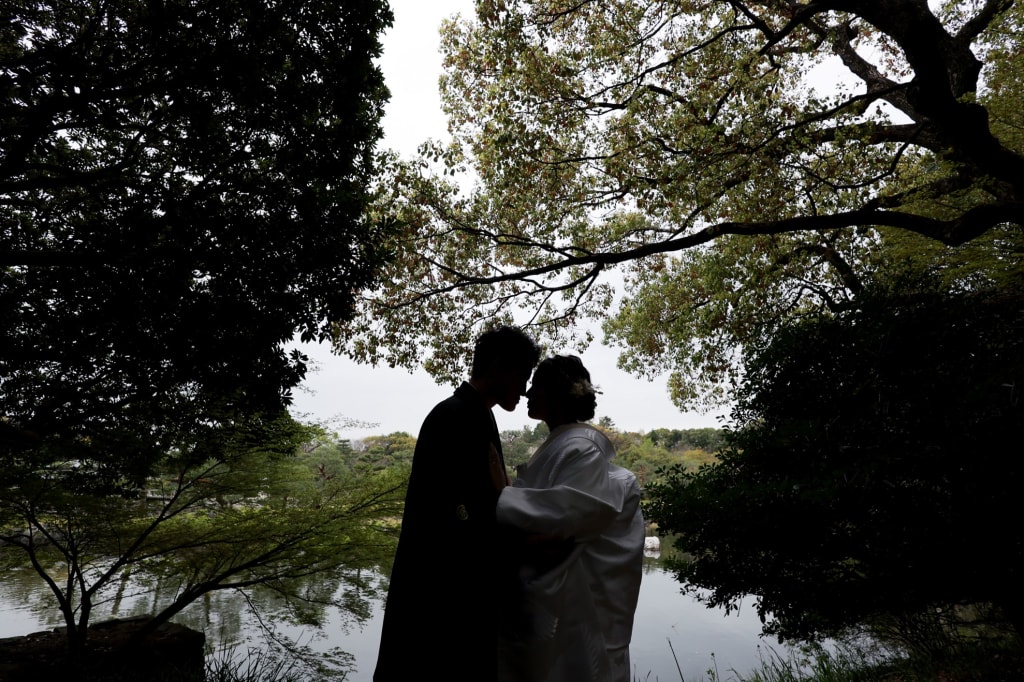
[344, 423, 725, 487]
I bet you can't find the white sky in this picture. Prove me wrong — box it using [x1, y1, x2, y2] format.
[287, 0, 727, 439]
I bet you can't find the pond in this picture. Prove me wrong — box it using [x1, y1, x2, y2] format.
[0, 552, 797, 682]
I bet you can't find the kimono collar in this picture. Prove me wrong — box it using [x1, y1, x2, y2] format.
[545, 422, 594, 440]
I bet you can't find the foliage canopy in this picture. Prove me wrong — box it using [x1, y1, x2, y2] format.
[340, 0, 1024, 409]
[1, 0, 394, 479]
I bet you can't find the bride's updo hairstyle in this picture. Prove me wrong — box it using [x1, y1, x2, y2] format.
[533, 354, 600, 422]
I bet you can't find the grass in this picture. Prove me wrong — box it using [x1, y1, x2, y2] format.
[635, 635, 1024, 682]
[203, 646, 318, 682]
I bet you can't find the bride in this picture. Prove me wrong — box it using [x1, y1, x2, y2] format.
[495, 354, 645, 682]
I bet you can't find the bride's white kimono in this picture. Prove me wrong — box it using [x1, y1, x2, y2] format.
[496, 423, 645, 682]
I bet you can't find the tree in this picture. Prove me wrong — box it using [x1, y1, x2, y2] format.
[646, 428, 726, 454]
[355, 431, 418, 470]
[0, 416, 406, 663]
[500, 423, 549, 470]
[336, 0, 1024, 409]
[644, 280, 1024, 645]
[1, 0, 395, 480]
[0, 0, 398, 663]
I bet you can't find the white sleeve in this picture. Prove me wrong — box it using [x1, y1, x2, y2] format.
[497, 436, 620, 540]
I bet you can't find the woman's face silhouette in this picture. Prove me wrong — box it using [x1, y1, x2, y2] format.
[525, 376, 570, 429]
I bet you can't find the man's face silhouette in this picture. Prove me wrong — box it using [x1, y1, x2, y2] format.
[492, 365, 533, 412]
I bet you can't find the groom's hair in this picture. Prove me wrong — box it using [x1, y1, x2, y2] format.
[471, 325, 541, 378]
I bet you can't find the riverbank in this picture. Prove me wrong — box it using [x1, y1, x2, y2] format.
[2, 614, 1021, 682]
[4, 565, 1020, 682]
[684, 631, 1024, 682]
[0, 563, 791, 681]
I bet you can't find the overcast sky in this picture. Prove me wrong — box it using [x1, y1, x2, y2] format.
[286, 0, 727, 439]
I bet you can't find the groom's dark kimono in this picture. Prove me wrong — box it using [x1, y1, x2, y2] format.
[374, 382, 509, 682]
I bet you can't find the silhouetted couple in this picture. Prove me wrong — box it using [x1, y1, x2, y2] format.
[373, 326, 644, 682]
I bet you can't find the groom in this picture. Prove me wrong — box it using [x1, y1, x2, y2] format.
[373, 325, 541, 682]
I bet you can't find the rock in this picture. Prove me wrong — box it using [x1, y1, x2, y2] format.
[0, 616, 205, 681]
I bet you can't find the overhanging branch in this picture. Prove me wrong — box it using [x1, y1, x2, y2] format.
[385, 205, 1022, 300]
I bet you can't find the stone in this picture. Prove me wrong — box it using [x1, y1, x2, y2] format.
[0, 616, 205, 681]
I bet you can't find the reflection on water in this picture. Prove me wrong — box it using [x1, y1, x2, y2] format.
[635, 560, 790, 681]
[0, 549, 794, 682]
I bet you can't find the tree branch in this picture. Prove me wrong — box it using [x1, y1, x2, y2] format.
[367, 204, 1021, 314]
